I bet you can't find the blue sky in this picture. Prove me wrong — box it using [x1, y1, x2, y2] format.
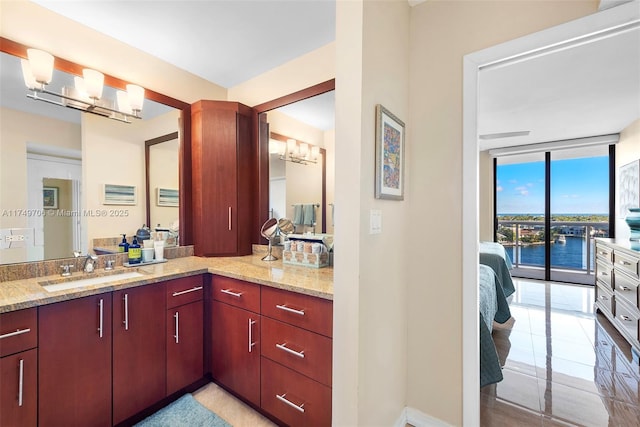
[496, 156, 609, 215]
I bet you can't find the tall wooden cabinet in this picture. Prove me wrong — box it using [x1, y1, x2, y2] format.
[191, 100, 255, 257]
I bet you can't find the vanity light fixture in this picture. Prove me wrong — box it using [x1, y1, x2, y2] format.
[277, 138, 318, 165]
[20, 48, 145, 123]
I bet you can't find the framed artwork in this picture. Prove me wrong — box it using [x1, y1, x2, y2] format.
[103, 184, 136, 205]
[43, 186, 58, 209]
[620, 159, 640, 218]
[157, 188, 179, 207]
[375, 104, 405, 200]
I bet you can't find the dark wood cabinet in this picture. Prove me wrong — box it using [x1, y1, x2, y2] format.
[39, 294, 113, 427]
[191, 100, 255, 257]
[112, 283, 166, 425]
[166, 276, 204, 396]
[0, 308, 38, 427]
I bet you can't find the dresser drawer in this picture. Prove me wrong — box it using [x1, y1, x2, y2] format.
[212, 276, 260, 313]
[166, 275, 203, 309]
[596, 283, 614, 316]
[614, 271, 638, 308]
[261, 316, 332, 387]
[614, 251, 640, 280]
[261, 287, 332, 337]
[595, 243, 613, 264]
[614, 299, 639, 343]
[0, 308, 37, 357]
[596, 260, 613, 292]
[261, 357, 331, 427]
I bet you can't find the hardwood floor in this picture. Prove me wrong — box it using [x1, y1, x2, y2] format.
[481, 278, 640, 426]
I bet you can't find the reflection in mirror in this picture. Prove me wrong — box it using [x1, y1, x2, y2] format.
[266, 90, 335, 237]
[0, 50, 178, 265]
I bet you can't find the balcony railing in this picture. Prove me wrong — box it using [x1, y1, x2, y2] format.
[497, 220, 610, 276]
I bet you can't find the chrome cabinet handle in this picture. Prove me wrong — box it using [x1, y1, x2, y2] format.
[276, 343, 305, 358]
[98, 299, 104, 338]
[600, 271, 608, 276]
[248, 318, 256, 353]
[18, 358, 24, 407]
[618, 285, 631, 291]
[174, 311, 179, 343]
[228, 207, 232, 231]
[221, 288, 243, 298]
[276, 393, 305, 413]
[619, 315, 633, 321]
[123, 294, 129, 330]
[0, 328, 31, 340]
[172, 286, 203, 297]
[276, 304, 305, 316]
[600, 295, 608, 300]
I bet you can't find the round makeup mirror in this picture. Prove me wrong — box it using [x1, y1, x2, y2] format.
[260, 217, 279, 261]
[277, 218, 294, 236]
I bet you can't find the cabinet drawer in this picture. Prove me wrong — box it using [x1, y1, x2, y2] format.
[595, 243, 613, 264]
[614, 251, 640, 280]
[614, 299, 640, 343]
[212, 275, 260, 313]
[596, 283, 614, 316]
[166, 275, 204, 308]
[261, 357, 331, 427]
[614, 271, 638, 308]
[0, 308, 37, 357]
[261, 317, 332, 387]
[262, 287, 332, 337]
[596, 260, 613, 291]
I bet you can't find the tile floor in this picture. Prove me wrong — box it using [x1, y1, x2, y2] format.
[193, 382, 276, 427]
[481, 278, 640, 426]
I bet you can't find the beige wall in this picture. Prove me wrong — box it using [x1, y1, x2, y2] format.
[43, 178, 73, 259]
[407, 1, 598, 424]
[149, 137, 180, 230]
[616, 118, 640, 240]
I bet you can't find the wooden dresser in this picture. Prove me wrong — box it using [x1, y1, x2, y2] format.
[594, 238, 640, 359]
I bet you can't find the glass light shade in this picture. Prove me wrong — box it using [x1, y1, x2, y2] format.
[126, 84, 145, 112]
[116, 90, 133, 114]
[82, 69, 104, 100]
[268, 139, 281, 154]
[299, 143, 309, 157]
[26, 49, 54, 85]
[311, 145, 320, 160]
[20, 59, 39, 89]
[287, 139, 297, 155]
[73, 76, 92, 103]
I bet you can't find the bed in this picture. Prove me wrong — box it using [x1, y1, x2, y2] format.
[479, 241, 515, 298]
[479, 264, 511, 387]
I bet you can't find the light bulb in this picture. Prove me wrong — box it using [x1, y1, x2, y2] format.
[126, 84, 145, 112]
[82, 69, 104, 100]
[20, 59, 39, 89]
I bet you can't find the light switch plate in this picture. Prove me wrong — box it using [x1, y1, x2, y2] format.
[369, 209, 382, 234]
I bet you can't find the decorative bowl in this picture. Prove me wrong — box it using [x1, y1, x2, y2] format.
[625, 208, 640, 241]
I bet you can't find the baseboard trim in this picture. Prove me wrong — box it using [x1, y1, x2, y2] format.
[394, 406, 453, 427]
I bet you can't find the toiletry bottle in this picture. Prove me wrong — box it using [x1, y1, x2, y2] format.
[119, 234, 129, 253]
[128, 236, 142, 264]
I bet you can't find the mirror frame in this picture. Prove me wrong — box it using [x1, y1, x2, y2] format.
[253, 78, 335, 244]
[0, 37, 194, 247]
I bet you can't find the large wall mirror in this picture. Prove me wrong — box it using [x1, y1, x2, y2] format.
[255, 79, 335, 244]
[0, 38, 192, 265]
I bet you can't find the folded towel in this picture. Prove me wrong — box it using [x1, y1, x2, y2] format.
[303, 204, 316, 226]
[293, 204, 304, 225]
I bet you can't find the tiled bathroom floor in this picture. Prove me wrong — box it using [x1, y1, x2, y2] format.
[481, 278, 640, 426]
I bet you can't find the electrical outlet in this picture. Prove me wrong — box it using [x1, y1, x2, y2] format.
[369, 209, 382, 235]
[6, 234, 25, 242]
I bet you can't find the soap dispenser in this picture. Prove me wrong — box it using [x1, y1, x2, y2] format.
[128, 236, 142, 264]
[119, 234, 129, 253]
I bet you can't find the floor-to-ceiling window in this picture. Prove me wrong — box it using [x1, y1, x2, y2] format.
[495, 145, 614, 285]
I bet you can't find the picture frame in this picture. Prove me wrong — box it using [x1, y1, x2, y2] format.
[375, 104, 405, 200]
[619, 159, 640, 218]
[43, 186, 58, 209]
[157, 188, 179, 207]
[103, 184, 136, 205]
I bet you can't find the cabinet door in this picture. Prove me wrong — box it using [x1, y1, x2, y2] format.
[167, 300, 204, 396]
[211, 300, 260, 406]
[113, 284, 166, 425]
[39, 294, 112, 427]
[0, 349, 37, 427]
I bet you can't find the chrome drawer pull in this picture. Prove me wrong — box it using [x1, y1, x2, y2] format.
[174, 312, 180, 343]
[600, 295, 608, 300]
[221, 289, 243, 298]
[172, 286, 203, 297]
[0, 328, 31, 340]
[276, 393, 305, 413]
[123, 294, 129, 330]
[600, 272, 608, 276]
[618, 285, 631, 291]
[18, 358, 24, 407]
[619, 260, 632, 266]
[98, 299, 104, 338]
[619, 315, 633, 322]
[276, 304, 305, 316]
[276, 343, 305, 358]
[248, 318, 256, 353]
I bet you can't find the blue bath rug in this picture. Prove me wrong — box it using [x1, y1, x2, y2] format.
[134, 393, 231, 427]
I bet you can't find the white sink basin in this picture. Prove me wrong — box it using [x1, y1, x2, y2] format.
[39, 271, 144, 293]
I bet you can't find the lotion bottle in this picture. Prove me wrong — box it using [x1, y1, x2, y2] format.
[118, 234, 129, 253]
[128, 236, 142, 264]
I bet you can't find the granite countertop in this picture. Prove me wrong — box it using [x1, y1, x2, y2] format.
[0, 255, 334, 314]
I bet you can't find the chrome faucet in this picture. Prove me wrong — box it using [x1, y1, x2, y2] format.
[74, 252, 98, 273]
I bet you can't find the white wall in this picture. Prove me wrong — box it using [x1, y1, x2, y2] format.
[616, 118, 640, 239]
